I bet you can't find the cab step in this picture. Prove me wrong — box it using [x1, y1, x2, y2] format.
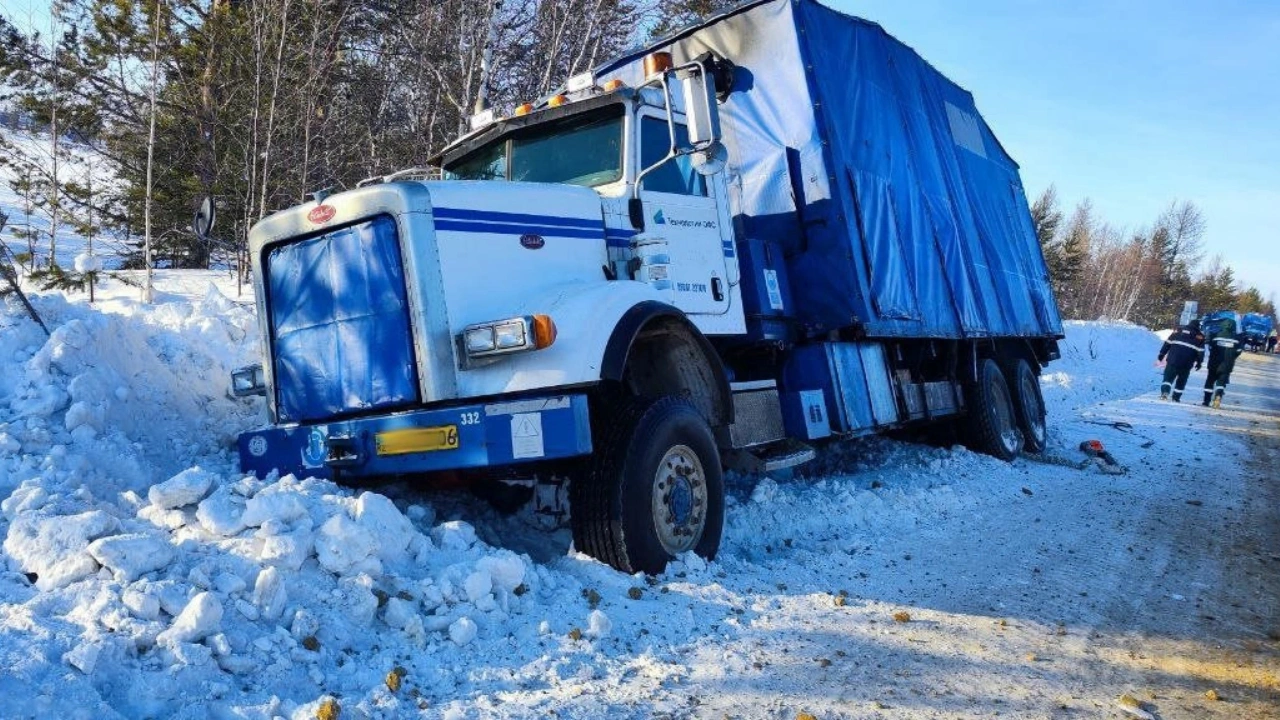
[723, 438, 816, 474]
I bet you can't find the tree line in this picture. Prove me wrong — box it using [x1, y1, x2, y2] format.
[1031, 187, 1275, 328]
[3, 1, 1269, 326]
[0, 0, 734, 294]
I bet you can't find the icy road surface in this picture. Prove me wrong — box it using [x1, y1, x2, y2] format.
[0, 274, 1277, 719]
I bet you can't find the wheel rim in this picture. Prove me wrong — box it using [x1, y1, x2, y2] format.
[651, 444, 708, 555]
[1020, 371, 1046, 443]
[991, 378, 1020, 452]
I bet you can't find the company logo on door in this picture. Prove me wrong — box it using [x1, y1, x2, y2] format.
[652, 209, 716, 230]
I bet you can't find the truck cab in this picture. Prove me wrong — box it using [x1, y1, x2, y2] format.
[236, 57, 744, 574]
[437, 70, 743, 335]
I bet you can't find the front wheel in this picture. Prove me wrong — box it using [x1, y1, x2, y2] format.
[963, 358, 1024, 461]
[571, 395, 725, 574]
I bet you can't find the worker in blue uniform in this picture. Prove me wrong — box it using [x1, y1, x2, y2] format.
[1157, 320, 1205, 402]
[1202, 323, 1245, 408]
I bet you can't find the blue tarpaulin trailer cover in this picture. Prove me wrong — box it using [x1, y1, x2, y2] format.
[597, 0, 1063, 340]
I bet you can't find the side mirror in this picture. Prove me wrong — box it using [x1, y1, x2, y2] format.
[690, 142, 728, 176]
[678, 64, 721, 152]
[192, 195, 216, 242]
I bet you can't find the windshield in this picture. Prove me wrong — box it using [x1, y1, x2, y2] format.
[444, 106, 624, 187]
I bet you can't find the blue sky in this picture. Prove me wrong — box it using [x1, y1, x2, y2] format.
[836, 0, 1280, 302]
[6, 0, 1277, 301]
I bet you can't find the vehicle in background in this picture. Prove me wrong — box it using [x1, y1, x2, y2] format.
[1201, 310, 1241, 341]
[1240, 312, 1274, 352]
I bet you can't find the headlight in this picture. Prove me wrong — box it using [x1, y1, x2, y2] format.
[458, 315, 556, 366]
[493, 321, 527, 349]
[231, 363, 267, 397]
[465, 326, 496, 354]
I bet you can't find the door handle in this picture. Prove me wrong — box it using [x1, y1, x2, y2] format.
[711, 277, 724, 302]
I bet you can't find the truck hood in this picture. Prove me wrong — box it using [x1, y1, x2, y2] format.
[421, 181, 612, 330]
[247, 180, 624, 421]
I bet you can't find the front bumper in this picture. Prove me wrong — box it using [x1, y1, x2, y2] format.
[238, 394, 591, 480]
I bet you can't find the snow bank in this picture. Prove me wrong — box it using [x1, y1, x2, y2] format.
[1, 272, 1182, 718]
[1040, 319, 1164, 409]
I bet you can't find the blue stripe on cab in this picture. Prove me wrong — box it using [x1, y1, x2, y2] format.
[433, 207, 601, 229]
[605, 229, 633, 248]
[434, 219, 603, 239]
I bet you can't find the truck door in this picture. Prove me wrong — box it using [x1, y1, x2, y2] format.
[637, 112, 731, 317]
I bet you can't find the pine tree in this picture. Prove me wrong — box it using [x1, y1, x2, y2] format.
[1236, 287, 1266, 315]
[1049, 200, 1092, 318]
[646, 0, 740, 39]
[1192, 259, 1237, 314]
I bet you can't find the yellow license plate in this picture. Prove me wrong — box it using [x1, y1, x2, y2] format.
[375, 426, 459, 456]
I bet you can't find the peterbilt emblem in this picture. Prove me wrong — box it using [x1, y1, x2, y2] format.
[520, 234, 545, 249]
[307, 205, 336, 224]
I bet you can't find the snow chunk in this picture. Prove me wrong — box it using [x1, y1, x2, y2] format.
[122, 588, 161, 621]
[64, 401, 105, 436]
[154, 580, 195, 617]
[290, 609, 320, 641]
[259, 529, 312, 571]
[157, 592, 223, 645]
[587, 609, 612, 638]
[406, 503, 435, 527]
[477, 552, 526, 593]
[213, 572, 247, 596]
[1, 485, 49, 518]
[431, 520, 477, 551]
[449, 616, 478, 645]
[337, 575, 379, 627]
[315, 515, 378, 576]
[149, 467, 216, 510]
[137, 504, 189, 531]
[353, 492, 415, 564]
[87, 533, 176, 582]
[196, 487, 246, 537]
[0, 431, 19, 454]
[242, 489, 309, 528]
[3, 510, 120, 590]
[74, 252, 103, 273]
[383, 597, 419, 630]
[463, 570, 492, 603]
[64, 640, 106, 674]
[252, 567, 288, 621]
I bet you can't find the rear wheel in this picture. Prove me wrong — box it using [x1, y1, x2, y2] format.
[570, 395, 725, 574]
[964, 358, 1023, 461]
[1007, 358, 1047, 453]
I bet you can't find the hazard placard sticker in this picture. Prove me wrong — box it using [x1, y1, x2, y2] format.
[510, 412, 544, 459]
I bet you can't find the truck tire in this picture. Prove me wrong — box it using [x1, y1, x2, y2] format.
[1007, 358, 1047, 453]
[571, 395, 725, 574]
[964, 358, 1023, 461]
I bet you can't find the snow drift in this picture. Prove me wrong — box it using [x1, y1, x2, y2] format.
[1, 276, 1167, 718]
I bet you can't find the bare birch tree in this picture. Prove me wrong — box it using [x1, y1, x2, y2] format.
[143, 0, 164, 303]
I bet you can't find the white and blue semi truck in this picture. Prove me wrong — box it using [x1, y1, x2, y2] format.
[232, 0, 1063, 573]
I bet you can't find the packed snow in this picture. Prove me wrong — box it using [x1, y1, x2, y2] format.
[2, 273, 1277, 719]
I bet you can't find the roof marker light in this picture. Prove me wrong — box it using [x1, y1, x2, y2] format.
[566, 72, 595, 93]
[643, 51, 674, 79]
